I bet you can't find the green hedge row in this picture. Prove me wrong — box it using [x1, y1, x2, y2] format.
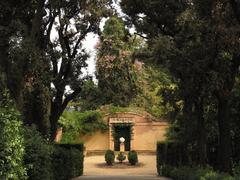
[0, 122, 84, 180]
[0, 97, 84, 180]
[157, 141, 188, 175]
[160, 165, 236, 180]
[53, 144, 84, 180]
[24, 126, 84, 180]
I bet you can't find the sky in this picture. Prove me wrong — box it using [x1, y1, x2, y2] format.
[81, 1, 124, 76]
[50, 1, 125, 78]
[81, 19, 107, 76]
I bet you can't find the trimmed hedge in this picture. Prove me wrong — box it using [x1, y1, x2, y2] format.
[160, 165, 235, 180]
[52, 144, 84, 180]
[24, 126, 53, 180]
[24, 128, 84, 180]
[105, 150, 115, 165]
[128, 151, 138, 165]
[157, 141, 187, 175]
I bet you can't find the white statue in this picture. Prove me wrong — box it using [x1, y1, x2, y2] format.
[119, 137, 125, 143]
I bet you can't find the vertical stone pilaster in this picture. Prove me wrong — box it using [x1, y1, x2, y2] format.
[131, 123, 135, 150]
[109, 122, 114, 150]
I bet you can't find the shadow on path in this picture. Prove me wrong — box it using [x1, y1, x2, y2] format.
[73, 155, 171, 180]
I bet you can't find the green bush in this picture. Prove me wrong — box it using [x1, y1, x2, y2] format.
[161, 165, 235, 180]
[128, 151, 138, 165]
[117, 152, 126, 163]
[24, 126, 53, 180]
[0, 103, 27, 179]
[157, 141, 187, 174]
[59, 110, 108, 143]
[105, 150, 115, 165]
[233, 163, 240, 179]
[52, 144, 84, 180]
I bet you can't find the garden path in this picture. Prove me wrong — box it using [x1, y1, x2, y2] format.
[73, 154, 170, 180]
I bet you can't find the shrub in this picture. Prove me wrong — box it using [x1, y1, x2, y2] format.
[24, 126, 53, 180]
[157, 141, 187, 174]
[0, 103, 26, 179]
[105, 150, 115, 165]
[161, 165, 235, 180]
[59, 110, 108, 143]
[117, 152, 126, 163]
[233, 163, 240, 178]
[128, 151, 138, 165]
[52, 144, 84, 180]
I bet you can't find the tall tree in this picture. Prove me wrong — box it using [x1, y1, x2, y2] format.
[121, 0, 240, 172]
[96, 16, 140, 106]
[194, 0, 240, 172]
[1, 0, 112, 138]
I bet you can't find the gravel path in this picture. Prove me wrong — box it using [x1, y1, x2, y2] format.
[73, 155, 170, 180]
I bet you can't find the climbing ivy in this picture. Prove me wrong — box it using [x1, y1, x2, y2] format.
[59, 110, 108, 144]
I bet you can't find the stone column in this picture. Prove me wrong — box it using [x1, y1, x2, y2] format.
[131, 124, 135, 150]
[120, 142, 125, 152]
[109, 123, 114, 150]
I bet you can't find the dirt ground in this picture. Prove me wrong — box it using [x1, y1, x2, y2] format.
[83, 154, 159, 176]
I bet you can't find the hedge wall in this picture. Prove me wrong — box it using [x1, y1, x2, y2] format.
[157, 141, 188, 175]
[24, 127, 84, 180]
[24, 126, 53, 180]
[157, 142, 239, 179]
[160, 165, 235, 180]
[52, 144, 84, 180]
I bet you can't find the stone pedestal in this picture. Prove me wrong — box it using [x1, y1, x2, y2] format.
[120, 142, 125, 152]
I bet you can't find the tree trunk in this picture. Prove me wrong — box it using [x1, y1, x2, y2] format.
[49, 97, 65, 141]
[49, 110, 61, 141]
[195, 99, 207, 166]
[217, 96, 232, 173]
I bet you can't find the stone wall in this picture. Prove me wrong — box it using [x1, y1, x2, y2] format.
[80, 112, 168, 154]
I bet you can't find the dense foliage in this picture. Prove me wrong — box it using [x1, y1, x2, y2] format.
[24, 126, 53, 180]
[52, 144, 84, 180]
[130, 65, 174, 118]
[117, 152, 126, 163]
[1, 0, 240, 177]
[105, 150, 115, 165]
[128, 151, 138, 165]
[0, 99, 26, 179]
[121, 0, 240, 173]
[96, 16, 140, 106]
[0, 0, 112, 138]
[59, 110, 108, 143]
[160, 165, 236, 180]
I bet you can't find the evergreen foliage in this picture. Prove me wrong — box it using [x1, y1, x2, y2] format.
[117, 152, 126, 163]
[24, 126, 53, 180]
[0, 95, 26, 179]
[160, 165, 236, 180]
[105, 150, 115, 165]
[59, 110, 108, 143]
[121, 0, 240, 173]
[128, 151, 138, 165]
[96, 16, 140, 106]
[52, 144, 84, 180]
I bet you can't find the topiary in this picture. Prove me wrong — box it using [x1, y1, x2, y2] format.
[128, 150, 138, 165]
[105, 150, 115, 165]
[117, 152, 126, 163]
